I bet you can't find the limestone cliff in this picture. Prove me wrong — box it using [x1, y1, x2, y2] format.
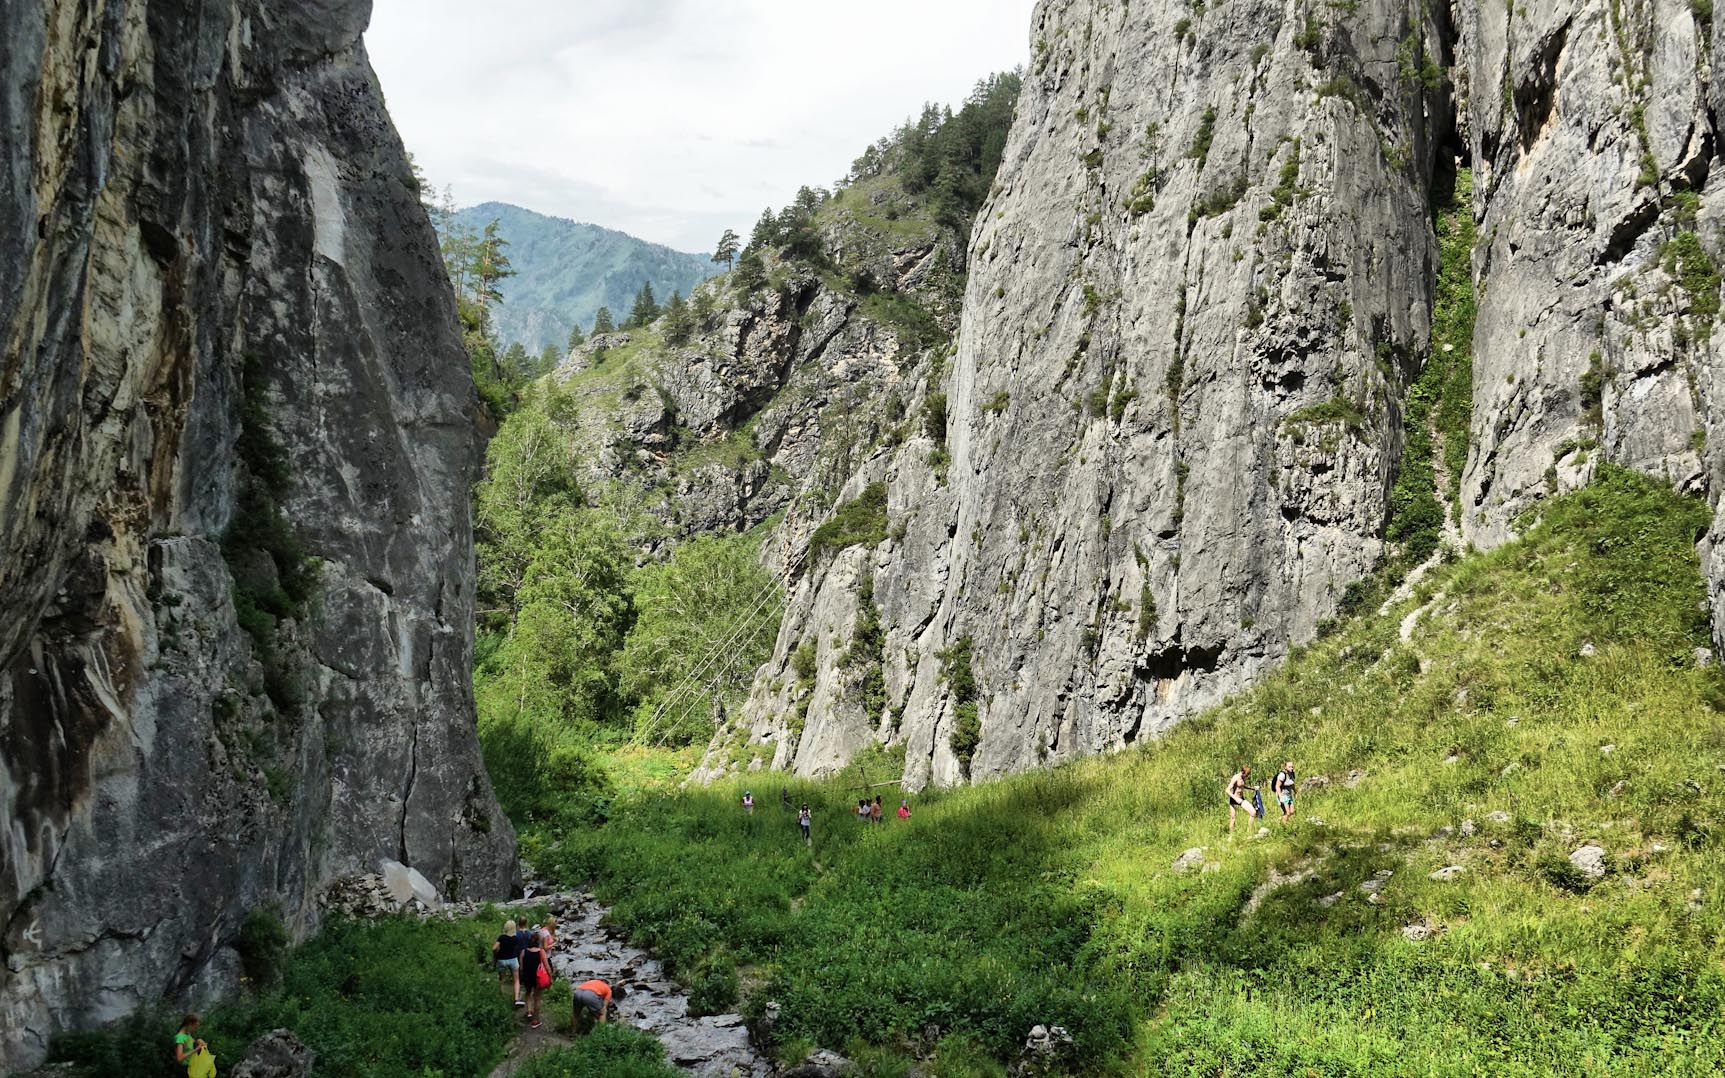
[711, 0, 1725, 791]
[718, 0, 1455, 787]
[0, 0, 514, 1066]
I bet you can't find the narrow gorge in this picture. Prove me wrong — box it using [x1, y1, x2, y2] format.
[6, 0, 1725, 1071]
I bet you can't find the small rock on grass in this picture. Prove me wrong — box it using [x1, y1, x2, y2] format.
[1429, 865, 1465, 882]
[1401, 924, 1435, 942]
[1172, 847, 1205, 873]
[1569, 844, 1608, 881]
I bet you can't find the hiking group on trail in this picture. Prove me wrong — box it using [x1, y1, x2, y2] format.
[492, 916, 624, 1034]
[1226, 760, 1298, 834]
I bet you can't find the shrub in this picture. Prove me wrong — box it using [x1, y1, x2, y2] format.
[808, 483, 889, 561]
[236, 906, 288, 987]
[512, 1025, 679, 1078]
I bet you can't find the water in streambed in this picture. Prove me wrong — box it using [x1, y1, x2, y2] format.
[502, 889, 773, 1077]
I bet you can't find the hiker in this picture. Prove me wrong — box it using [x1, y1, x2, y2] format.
[857, 799, 870, 824]
[539, 916, 559, 950]
[173, 1014, 203, 1068]
[1226, 765, 1259, 834]
[1272, 760, 1297, 825]
[493, 918, 523, 1004]
[897, 799, 911, 820]
[872, 795, 885, 824]
[742, 790, 755, 814]
[799, 803, 812, 845]
[520, 933, 552, 1028]
[572, 977, 623, 1034]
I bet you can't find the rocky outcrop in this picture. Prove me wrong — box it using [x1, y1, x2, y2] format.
[720, 0, 1453, 786]
[1458, 0, 1717, 542]
[714, 0, 1725, 790]
[0, 0, 514, 1067]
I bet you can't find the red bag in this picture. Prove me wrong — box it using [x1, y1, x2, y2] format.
[534, 951, 552, 989]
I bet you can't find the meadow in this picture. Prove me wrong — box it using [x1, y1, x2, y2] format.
[527, 467, 1725, 1075]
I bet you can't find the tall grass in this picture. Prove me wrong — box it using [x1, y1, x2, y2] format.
[536, 468, 1725, 1074]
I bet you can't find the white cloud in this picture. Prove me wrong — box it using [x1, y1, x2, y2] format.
[366, 0, 1037, 251]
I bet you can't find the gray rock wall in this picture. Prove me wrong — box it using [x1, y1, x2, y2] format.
[723, 0, 1452, 787]
[0, 0, 514, 1067]
[1457, 0, 1717, 542]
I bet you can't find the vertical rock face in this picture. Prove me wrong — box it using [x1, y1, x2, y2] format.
[0, 0, 514, 1066]
[1457, 0, 1717, 544]
[727, 0, 1452, 787]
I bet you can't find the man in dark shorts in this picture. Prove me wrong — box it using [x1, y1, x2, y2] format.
[572, 977, 624, 1034]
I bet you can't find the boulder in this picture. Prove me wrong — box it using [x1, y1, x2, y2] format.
[782, 1049, 856, 1078]
[1401, 924, 1435, 942]
[381, 860, 442, 909]
[230, 1030, 315, 1078]
[1569, 844, 1608, 882]
[1172, 847, 1206, 873]
[1429, 865, 1466, 882]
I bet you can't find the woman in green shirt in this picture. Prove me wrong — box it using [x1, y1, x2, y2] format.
[173, 1014, 202, 1067]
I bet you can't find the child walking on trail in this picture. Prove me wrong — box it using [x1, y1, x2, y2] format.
[1226, 765, 1258, 835]
[493, 918, 523, 1004]
[799, 803, 812, 846]
[1273, 760, 1297, 825]
[520, 936, 551, 1028]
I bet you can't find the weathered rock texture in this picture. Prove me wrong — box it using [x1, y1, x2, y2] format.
[0, 0, 514, 1066]
[719, 0, 1453, 787]
[1458, 0, 1717, 542]
[714, 0, 1725, 790]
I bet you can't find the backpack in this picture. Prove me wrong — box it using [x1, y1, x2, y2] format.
[533, 949, 552, 989]
[187, 1046, 216, 1078]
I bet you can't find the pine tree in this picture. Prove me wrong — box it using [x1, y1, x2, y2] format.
[712, 229, 740, 272]
[626, 282, 660, 329]
[472, 219, 515, 328]
[691, 287, 719, 333]
[592, 306, 615, 334]
[662, 291, 694, 345]
[733, 250, 767, 297]
[501, 341, 530, 379]
[747, 208, 780, 252]
[567, 323, 585, 353]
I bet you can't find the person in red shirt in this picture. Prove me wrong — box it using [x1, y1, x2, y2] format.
[897, 800, 911, 820]
[572, 977, 623, 1033]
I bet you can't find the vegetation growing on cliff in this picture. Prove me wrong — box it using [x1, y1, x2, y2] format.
[521, 469, 1724, 1074]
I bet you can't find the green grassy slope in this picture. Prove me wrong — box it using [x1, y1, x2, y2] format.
[452, 202, 716, 351]
[529, 468, 1725, 1075]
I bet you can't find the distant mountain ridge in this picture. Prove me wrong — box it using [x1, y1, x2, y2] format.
[451, 201, 717, 352]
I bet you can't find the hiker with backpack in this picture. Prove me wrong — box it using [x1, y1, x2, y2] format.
[1226, 765, 1259, 835]
[1272, 760, 1297, 825]
[520, 933, 552, 1028]
[493, 918, 523, 1004]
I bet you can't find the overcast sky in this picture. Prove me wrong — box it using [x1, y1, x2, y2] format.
[366, 0, 1037, 253]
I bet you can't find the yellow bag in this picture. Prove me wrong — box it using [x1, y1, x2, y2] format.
[187, 1045, 216, 1078]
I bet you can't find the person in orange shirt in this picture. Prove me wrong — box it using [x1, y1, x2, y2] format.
[573, 977, 623, 1033]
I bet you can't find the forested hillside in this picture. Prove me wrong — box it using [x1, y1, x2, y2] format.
[468, 74, 1023, 817]
[447, 202, 716, 352]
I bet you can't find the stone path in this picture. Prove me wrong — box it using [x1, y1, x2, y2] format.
[492, 890, 773, 1078]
